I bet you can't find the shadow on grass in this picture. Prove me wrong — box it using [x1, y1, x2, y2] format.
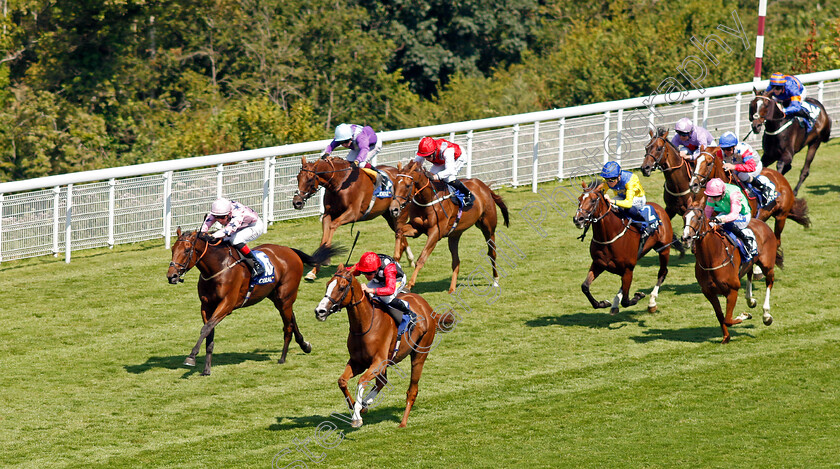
[636, 250, 695, 268]
[124, 349, 274, 375]
[525, 311, 643, 329]
[406, 277, 452, 295]
[803, 183, 840, 197]
[630, 324, 755, 343]
[269, 404, 406, 433]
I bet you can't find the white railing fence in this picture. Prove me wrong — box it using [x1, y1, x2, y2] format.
[2, 70, 840, 263]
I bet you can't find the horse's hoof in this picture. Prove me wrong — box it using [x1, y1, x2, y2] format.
[748, 298, 757, 308]
[647, 305, 658, 314]
[302, 341, 312, 354]
[721, 337, 731, 344]
[609, 308, 619, 316]
[304, 272, 317, 282]
[351, 419, 363, 428]
[763, 313, 773, 326]
[277, 358, 286, 365]
[200, 371, 211, 376]
[398, 422, 407, 428]
[735, 312, 752, 321]
[184, 357, 196, 367]
[360, 407, 368, 415]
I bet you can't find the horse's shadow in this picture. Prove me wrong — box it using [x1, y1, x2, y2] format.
[269, 404, 407, 433]
[526, 311, 644, 329]
[655, 281, 702, 296]
[803, 183, 840, 197]
[124, 349, 275, 377]
[406, 277, 452, 295]
[630, 325, 755, 343]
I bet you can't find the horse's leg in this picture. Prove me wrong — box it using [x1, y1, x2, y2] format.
[360, 369, 389, 414]
[349, 365, 385, 428]
[702, 289, 730, 344]
[272, 298, 310, 364]
[722, 288, 743, 333]
[447, 233, 463, 294]
[648, 251, 670, 314]
[760, 261, 775, 326]
[737, 271, 756, 322]
[581, 265, 611, 309]
[479, 224, 500, 289]
[184, 305, 212, 368]
[776, 155, 793, 176]
[338, 361, 366, 420]
[406, 228, 442, 292]
[618, 268, 645, 311]
[793, 142, 820, 195]
[202, 328, 215, 376]
[306, 214, 333, 281]
[399, 350, 430, 428]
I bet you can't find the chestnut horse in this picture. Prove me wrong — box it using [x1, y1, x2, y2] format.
[572, 181, 681, 315]
[749, 92, 831, 195]
[314, 265, 453, 428]
[166, 228, 341, 375]
[388, 160, 510, 293]
[640, 128, 705, 223]
[689, 149, 810, 250]
[292, 156, 413, 281]
[681, 202, 782, 343]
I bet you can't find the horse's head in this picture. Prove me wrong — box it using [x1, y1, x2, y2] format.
[292, 157, 321, 210]
[641, 128, 671, 176]
[167, 227, 200, 284]
[573, 180, 609, 229]
[689, 151, 716, 194]
[681, 202, 711, 250]
[750, 92, 785, 134]
[389, 161, 417, 218]
[314, 265, 359, 321]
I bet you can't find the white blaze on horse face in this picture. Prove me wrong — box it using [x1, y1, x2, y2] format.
[316, 279, 338, 313]
[683, 211, 696, 240]
[754, 99, 764, 120]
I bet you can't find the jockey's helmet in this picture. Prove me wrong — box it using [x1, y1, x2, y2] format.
[355, 252, 381, 274]
[675, 117, 694, 135]
[600, 161, 621, 179]
[417, 137, 436, 157]
[769, 72, 786, 86]
[719, 132, 738, 149]
[705, 178, 725, 197]
[210, 198, 232, 216]
[334, 123, 353, 143]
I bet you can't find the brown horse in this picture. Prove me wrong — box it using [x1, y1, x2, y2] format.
[388, 160, 510, 293]
[680, 202, 782, 343]
[688, 149, 810, 250]
[749, 91, 831, 195]
[292, 156, 413, 281]
[572, 181, 680, 315]
[166, 228, 340, 375]
[314, 265, 452, 427]
[640, 128, 704, 223]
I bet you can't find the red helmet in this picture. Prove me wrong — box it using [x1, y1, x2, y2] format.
[355, 252, 381, 273]
[416, 137, 436, 157]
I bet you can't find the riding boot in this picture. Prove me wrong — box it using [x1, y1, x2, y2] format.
[729, 226, 758, 260]
[235, 243, 265, 278]
[448, 179, 473, 209]
[751, 175, 777, 206]
[637, 222, 656, 260]
[794, 107, 812, 127]
[374, 171, 384, 192]
[388, 298, 417, 337]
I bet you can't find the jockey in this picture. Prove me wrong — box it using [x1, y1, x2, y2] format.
[765, 72, 812, 124]
[200, 198, 266, 278]
[414, 136, 473, 208]
[352, 252, 416, 337]
[321, 123, 383, 169]
[600, 161, 659, 258]
[717, 131, 777, 207]
[704, 178, 758, 260]
[671, 117, 714, 161]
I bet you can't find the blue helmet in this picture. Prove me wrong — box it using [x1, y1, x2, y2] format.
[601, 161, 621, 179]
[719, 132, 738, 149]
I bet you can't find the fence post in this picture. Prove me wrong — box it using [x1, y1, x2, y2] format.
[52, 186, 61, 257]
[557, 117, 565, 179]
[818, 80, 824, 103]
[603, 111, 611, 164]
[65, 184, 73, 264]
[163, 171, 173, 249]
[108, 178, 115, 248]
[531, 121, 540, 193]
[216, 164, 224, 197]
[702, 96, 710, 128]
[692, 99, 700, 124]
[615, 109, 623, 165]
[647, 107, 655, 135]
[734, 93, 742, 137]
[262, 156, 271, 222]
[512, 124, 519, 187]
[0, 193, 3, 263]
[267, 156, 276, 223]
[466, 130, 473, 179]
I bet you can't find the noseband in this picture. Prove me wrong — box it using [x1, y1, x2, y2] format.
[575, 189, 610, 227]
[324, 271, 372, 335]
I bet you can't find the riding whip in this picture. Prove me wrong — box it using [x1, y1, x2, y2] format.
[344, 231, 361, 265]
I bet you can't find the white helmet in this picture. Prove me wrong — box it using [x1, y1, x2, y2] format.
[334, 123, 353, 142]
[675, 117, 693, 134]
[210, 198, 232, 216]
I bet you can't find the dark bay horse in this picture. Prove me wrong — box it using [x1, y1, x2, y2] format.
[640, 128, 704, 223]
[292, 156, 413, 281]
[314, 265, 453, 428]
[680, 202, 782, 343]
[388, 160, 510, 293]
[749, 92, 831, 195]
[572, 181, 680, 315]
[689, 149, 810, 250]
[166, 228, 340, 375]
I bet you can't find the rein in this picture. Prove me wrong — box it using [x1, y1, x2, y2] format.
[327, 271, 374, 336]
[576, 189, 634, 244]
[684, 208, 735, 271]
[647, 138, 693, 197]
[295, 159, 355, 201]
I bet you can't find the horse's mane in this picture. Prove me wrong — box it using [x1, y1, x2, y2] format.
[586, 180, 601, 191]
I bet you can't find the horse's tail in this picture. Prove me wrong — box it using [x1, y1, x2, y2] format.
[430, 309, 457, 332]
[291, 244, 347, 267]
[820, 110, 832, 142]
[490, 191, 510, 227]
[788, 198, 811, 228]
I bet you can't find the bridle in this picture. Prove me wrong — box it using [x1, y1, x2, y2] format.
[392, 173, 416, 213]
[646, 137, 693, 196]
[574, 188, 612, 228]
[323, 270, 372, 336]
[294, 159, 354, 202]
[169, 232, 215, 282]
[751, 95, 787, 132]
[691, 153, 717, 188]
[684, 207, 734, 271]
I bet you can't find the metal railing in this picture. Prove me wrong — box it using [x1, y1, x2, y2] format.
[2, 69, 839, 263]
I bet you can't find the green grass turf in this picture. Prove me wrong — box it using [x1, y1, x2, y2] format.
[2, 139, 840, 468]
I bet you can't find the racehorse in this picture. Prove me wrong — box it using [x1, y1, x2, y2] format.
[388, 160, 510, 294]
[749, 91, 831, 195]
[166, 228, 341, 375]
[572, 180, 681, 315]
[681, 201, 782, 343]
[292, 156, 414, 281]
[314, 265, 453, 428]
[640, 128, 705, 224]
[688, 149, 810, 250]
